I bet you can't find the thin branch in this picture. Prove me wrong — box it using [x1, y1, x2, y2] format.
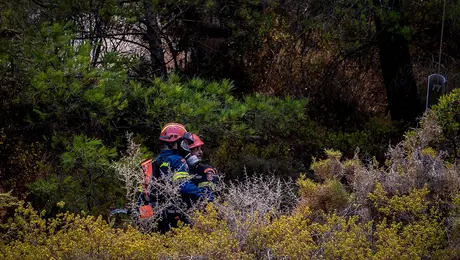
[74, 36, 149, 50]
[161, 5, 191, 32]
[78, 32, 146, 37]
[31, 0, 48, 8]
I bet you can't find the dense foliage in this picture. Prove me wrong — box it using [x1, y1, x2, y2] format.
[2, 100, 460, 258]
[1, 0, 460, 258]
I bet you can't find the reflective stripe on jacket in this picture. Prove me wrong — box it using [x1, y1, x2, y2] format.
[157, 149, 205, 200]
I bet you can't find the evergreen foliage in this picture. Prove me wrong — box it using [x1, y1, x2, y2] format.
[1, 0, 460, 257]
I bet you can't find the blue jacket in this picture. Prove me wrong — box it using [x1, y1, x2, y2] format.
[156, 149, 212, 202]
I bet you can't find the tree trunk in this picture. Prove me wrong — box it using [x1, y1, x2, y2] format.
[143, 0, 166, 77]
[374, 0, 422, 122]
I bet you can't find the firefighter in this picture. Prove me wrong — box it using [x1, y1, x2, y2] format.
[186, 133, 218, 189]
[138, 123, 213, 233]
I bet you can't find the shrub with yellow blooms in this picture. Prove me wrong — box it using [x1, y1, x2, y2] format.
[2, 91, 460, 259]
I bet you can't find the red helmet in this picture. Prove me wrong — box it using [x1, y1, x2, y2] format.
[159, 123, 187, 142]
[188, 133, 204, 149]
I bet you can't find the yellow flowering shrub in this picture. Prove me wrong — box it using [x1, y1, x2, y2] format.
[256, 207, 372, 259]
[0, 187, 452, 259]
[369, 185, 444, 259]
[368, 183, 430, 218]
[1, 125, 458, 260]
[297, 175, 350, 213]
[421, 147, 438, 158]
[373, 217, 443, 260]
[0, 202, 250, 260]
[164, 204, 252, 259]
[310, 149, 344, 181]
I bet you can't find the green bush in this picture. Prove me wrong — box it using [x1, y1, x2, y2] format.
[432, 88, 460, 159]
[9, 21, 458, 222]
[28, 135, 123, 216]
[24, 23, 128, 136]
[323, 115, 401, 161]
[126, 74, 318, 178]
[10, 23, 321, 215]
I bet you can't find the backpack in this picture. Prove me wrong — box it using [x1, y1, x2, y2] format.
[138, 157, 163, 219]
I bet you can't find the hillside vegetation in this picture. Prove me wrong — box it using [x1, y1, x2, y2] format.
[1, 91, 460, 259]
[2, 0, 460, 258]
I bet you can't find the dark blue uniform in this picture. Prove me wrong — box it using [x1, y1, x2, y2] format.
[144, 149, 213, 233]
[156, 149, 212, 202]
